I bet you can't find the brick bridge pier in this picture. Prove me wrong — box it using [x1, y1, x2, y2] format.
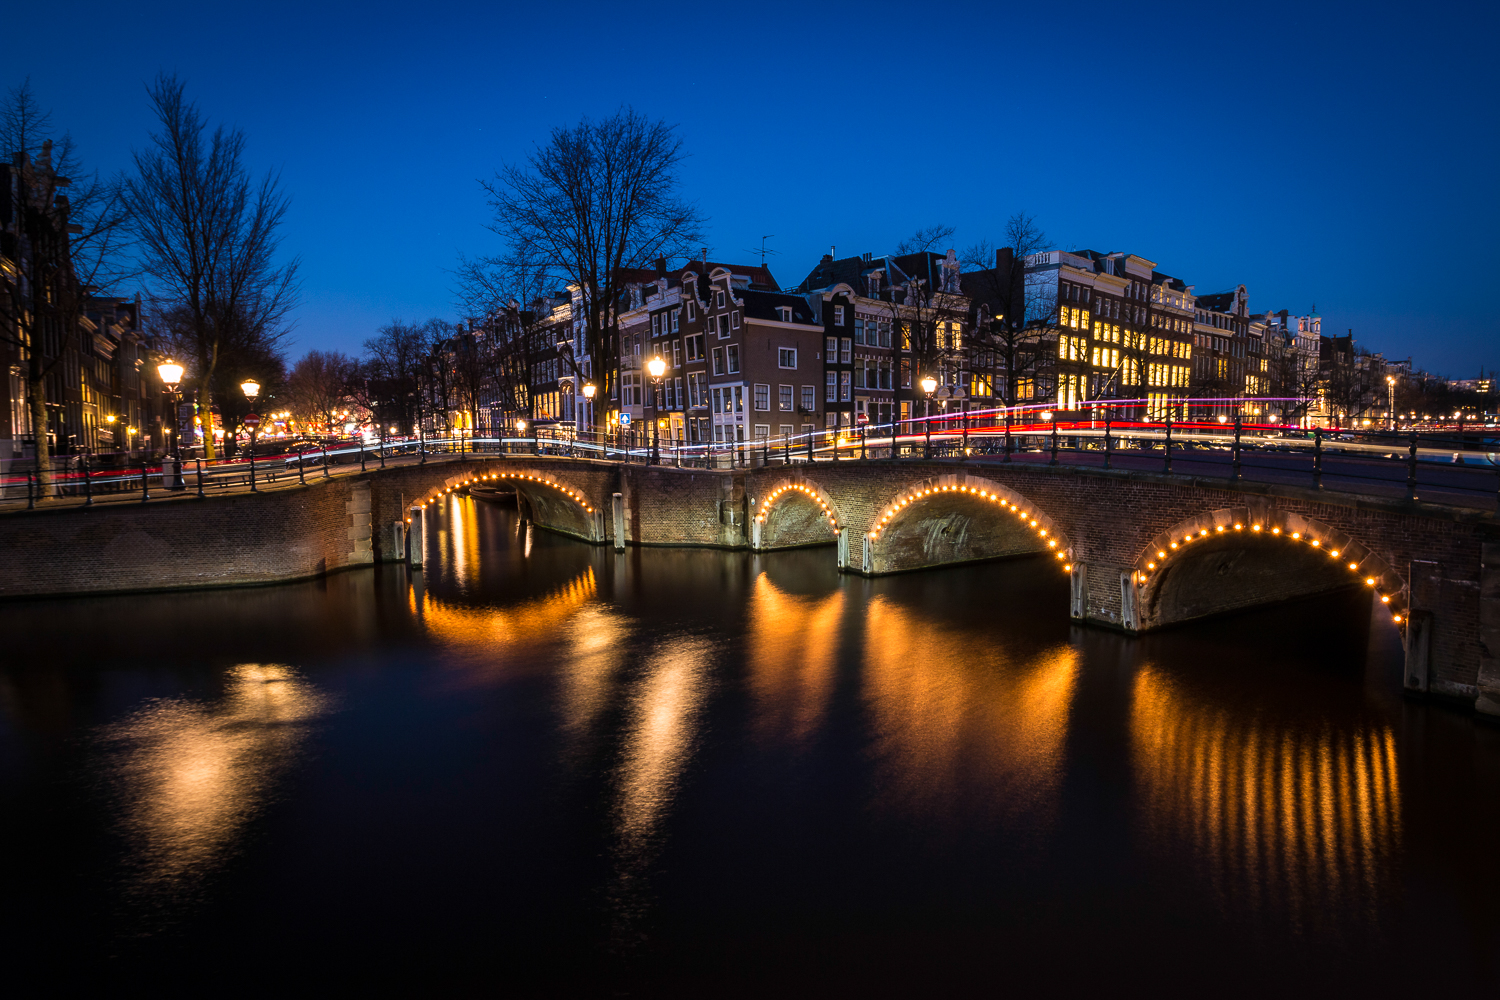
[1, 454, 1494, 716]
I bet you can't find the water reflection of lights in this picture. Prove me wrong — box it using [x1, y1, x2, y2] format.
[608, 635, 714, 938]
[557, 606, 630, 740]
[101, 663, 328, 897]
[1131, 667, 1400, 927]
[747, 573, 842, 743]
[862, 596, 1076, 826]
[417, 568, 598, 655]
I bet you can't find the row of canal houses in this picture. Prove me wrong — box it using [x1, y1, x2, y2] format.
[461, 243, 1324, 446]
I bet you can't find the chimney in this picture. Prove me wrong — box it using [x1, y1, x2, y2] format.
[655, 257, 666, 276]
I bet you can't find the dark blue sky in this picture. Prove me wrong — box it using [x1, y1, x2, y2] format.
[18, 0, 1498, 375]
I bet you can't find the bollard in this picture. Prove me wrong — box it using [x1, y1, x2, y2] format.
[1313, 428, 1324, 489]
[27, 469, 34, 509]
[83, 454, 93, 506]
[1231, 416, 1242, 481]
[322, 444, 330, 478]
[140, 460, 151, 502]
[1050, 420, 1059, 466]
[360, 444, 367, 472]
[1406, 433, 1419, 501]
[612, 492, 625, 552]
[1163, 418, 1173, 474]
[196, 459, 206, 498]
[407, 504, 425, 567]
[1104, 417, 1112, 471]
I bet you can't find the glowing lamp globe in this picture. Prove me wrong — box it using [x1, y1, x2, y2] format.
[919, 375, 938, 394]
[157, 361, 184, 390]
[647, 356, 666, 379]
[582, 382, 597, 400]
[240, 379, 261, 401]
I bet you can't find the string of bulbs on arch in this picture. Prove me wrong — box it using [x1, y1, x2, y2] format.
[404, 472, 595, 523]
[866, 485, 1073, 573]
[1136, 520, 1407, 625]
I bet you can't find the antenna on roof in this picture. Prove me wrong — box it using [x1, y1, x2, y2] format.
[742, 235, 779, 267]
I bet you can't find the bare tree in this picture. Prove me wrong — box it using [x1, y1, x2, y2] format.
[360, 319, 429, 439]
[480, 107, 704, 416]
[285, 349, 357, 437]
[893, 223, 955, 256]
[960, 212, 1054, 407]
[0, 78, 130, 492]
[123, 74, 299, 460]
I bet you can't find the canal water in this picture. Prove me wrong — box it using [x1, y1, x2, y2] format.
[2, 498, 1496, 995]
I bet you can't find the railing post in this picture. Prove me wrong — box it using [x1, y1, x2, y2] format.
[1003, 407, 1012, 462]
[140, 460, 151, 502]
[83, 454, 93, 506]
[249, 439, 258, 492]
[26, 470, 34, 509]
[1232, 415, 1242, 481]
[322, 443, 330, 478]
[1163, 418, 1173, 474]
[1104, 416, 1112, 471]
[1407, 432, 1419, 501]
[1049, 419, 1059, 466]
[1313, 428, 1323, 489]
[360, 443, 367, 472]
[197, 459, 206, 498]
[808, 430, 814, 464]
[860, 426, 867, 461]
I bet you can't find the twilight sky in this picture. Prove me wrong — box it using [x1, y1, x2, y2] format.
[14, 0, 1498, 375]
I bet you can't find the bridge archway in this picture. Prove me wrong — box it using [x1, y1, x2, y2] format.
[410, 467, 600, 543]
[752, 477, 842, 550]
[1131, 505, 1407, 631]
[860, 474, 1071, 576]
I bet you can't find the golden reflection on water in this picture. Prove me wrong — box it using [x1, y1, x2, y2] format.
[617, 636, 712, 846]
[416, 568, 598, 657]
[1131, 666, 1400, 926]
[607, 634, 714, 940]
[102, 663, 328, 896]
[862, 596, 1077, 826]
[557, 605, 630, 739]
[746, 573, 843, 743]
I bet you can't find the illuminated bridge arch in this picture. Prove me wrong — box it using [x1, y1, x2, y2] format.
[411, 467, 600, 543]
[752, 477, 842, 550]
[1131, 506, 1406, 632]
[860, 473, 1071, 576]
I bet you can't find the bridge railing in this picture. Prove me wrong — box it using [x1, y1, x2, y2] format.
[3, 412, 1496, 512]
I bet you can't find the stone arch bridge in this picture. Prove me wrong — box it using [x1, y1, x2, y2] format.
[391, 455, 1497, 716]
[0, 454, 1493, 715]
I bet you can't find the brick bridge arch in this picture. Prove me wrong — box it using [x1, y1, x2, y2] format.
[855, 472, 1072, 576]
[750, 474, 843, 550]
[1127, 504, 1407, 633]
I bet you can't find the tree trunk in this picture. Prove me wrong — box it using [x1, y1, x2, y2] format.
[200, 380, 217, 460]
[27, 373, 52, 497]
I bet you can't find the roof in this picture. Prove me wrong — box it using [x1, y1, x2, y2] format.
[1195, 291, 1236, 312]
[738, 288, 818, 325]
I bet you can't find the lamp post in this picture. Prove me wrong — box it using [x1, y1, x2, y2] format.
[582, 382, 597, 453]
[647, 356, 666, 465]
[241, 379, 261, 491]
[157, 361, 184, 488]
[919, 375, 937, 459]
[1386, 375, 1397, 432]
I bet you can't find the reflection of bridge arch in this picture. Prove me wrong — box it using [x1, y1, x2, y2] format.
[860, 474, 1071, 576]
[752, 477, 842, 550]
[1132, 506, 1406, 631]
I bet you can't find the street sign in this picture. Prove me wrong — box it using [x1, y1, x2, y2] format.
[243, 413, 261, 430]
[618, 412, 632, 426]
[856, 412, 870, 424]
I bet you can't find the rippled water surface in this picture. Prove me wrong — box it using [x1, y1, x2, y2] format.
[2, 497, 1497, 995]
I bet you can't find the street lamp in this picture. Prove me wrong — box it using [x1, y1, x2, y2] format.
[919, 375, 938, 459]
[241, 379, 261, 491]
[581, 382, 597, 449]
[157, 360, 185, 475]
[647, 356, 667, 464]
[1386, 375, 1396, 431]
